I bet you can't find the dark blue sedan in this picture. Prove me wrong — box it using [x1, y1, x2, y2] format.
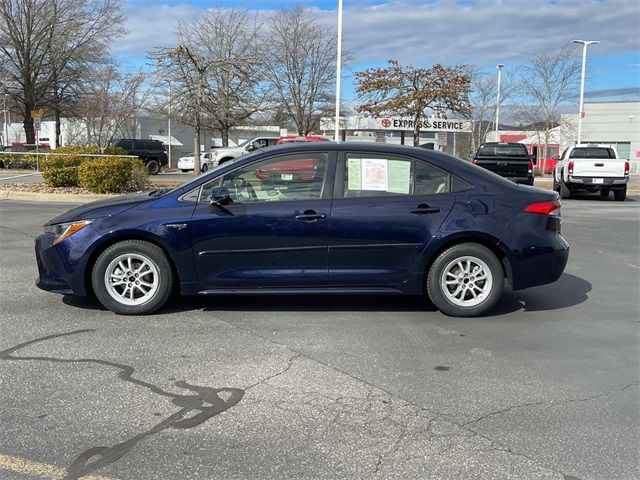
[35, 143, 569, 317]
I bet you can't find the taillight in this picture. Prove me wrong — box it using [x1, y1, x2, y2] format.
[527, 160, 533, 173]
[568, 161, 574, 175]
[524, 200, 561, 216]
[624, 161, 630, 176]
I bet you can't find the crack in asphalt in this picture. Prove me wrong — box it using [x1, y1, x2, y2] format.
[207, 313, 629, 480]
[0, 329, 300, 479]
[0, 224, 37, 238]
[462, 381, 640, 427]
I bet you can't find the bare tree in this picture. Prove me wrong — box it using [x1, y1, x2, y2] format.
[468, 66, 521, 153]
[76, 67, 147, 150]
[0, 0, 124, 145]
[521, 47, 580, 172]
[263, 6, 338, 136]
[45, 0, 124, 147]
[355, 60, 471, 146]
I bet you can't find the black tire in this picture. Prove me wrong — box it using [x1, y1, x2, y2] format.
[201, 163, 209, 172]
[146, 160, 161, 175]
[614, 186, 626, 202]
[218, 157, 233, 165]
[426, 243, 504, 317]
[560, 177, 571, 199]
[91, 240, 174, 315]
[181, 169, 189, 173]
[600, 189, 610, 198]
[552, 177, 560, 193]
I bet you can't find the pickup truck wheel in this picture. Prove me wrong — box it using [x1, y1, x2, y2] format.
[201, 163, 209, 172]
[600, 189, 610, 198]
[181, 169, 189, 173]
[560, 177, 571, 199]
[426, 243, 504, 317]
[614, 186, 626, 202]
[91, 240, 174, 315]
[146, 160, 161, 175]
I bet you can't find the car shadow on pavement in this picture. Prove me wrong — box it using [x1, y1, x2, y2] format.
[62, 273, 591, 318]
[491, 273, 591, 315]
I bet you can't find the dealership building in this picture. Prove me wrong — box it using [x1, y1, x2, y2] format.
[486, 100, 640, 168]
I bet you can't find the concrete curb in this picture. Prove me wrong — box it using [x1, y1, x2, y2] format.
[0, 190, 111, 203]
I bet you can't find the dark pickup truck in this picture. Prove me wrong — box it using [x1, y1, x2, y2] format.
[471, 142, 535, 185]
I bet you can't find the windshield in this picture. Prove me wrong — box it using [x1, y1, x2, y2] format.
[237, 138, 252, 148]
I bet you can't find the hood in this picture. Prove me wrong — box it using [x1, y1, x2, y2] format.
[45, 193, 155, 226]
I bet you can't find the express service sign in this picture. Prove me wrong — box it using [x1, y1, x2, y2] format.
[320, 116, 471, 133]
[375, 117, 470, 132]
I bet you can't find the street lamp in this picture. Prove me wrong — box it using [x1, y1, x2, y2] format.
[334, 0, 343, 142]
[495, 64, 504, 137]
[571, 39, 599, 144]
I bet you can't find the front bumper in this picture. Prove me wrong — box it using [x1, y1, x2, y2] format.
[34, 227, 98, 296]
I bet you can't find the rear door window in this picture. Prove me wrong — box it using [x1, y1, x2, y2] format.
[340, 154, 454, 198]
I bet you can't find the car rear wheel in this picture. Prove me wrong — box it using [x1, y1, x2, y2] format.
[146, 160, 161, 175]
[92, 240, 174, 315]
[181, 169, 189, 173]
[201, 163, 209, 172]
[614, 186, 626, 202]
[426, 243, 504, 317]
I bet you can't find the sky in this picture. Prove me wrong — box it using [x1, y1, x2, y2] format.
[111, 0, 640, 106]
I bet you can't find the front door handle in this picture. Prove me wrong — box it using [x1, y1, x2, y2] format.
[295, 210, 327, 222]
[410, 204, 440, 214]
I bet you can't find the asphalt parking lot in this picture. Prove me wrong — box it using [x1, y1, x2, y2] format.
[0, 196, 638, 480]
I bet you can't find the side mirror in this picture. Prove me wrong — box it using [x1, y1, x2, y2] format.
[246, 145, 256, 152]
[208, 187, 233, 213]
[552, 155, 560, 161]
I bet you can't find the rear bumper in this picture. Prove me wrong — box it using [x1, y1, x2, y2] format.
[507, 233, 570, 291]
[568, 176, 628, 188]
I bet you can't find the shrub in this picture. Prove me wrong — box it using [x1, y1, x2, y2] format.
[41, 146, 100, 187]
[104, 145, 128, 156]
[78, 157, 149, 194]
[0, 153, 38, 169]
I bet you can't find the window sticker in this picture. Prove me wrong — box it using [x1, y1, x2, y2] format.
[361, 158, 388, 191]
[387, 160, 411, 194]
[347, 158, 362, 190]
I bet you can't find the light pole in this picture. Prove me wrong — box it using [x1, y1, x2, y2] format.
[571, 40, 599, 144]
[167, 80, 172, 169]
[334, 0, 343, 142]
[2, 93, 8, 146]
[495, 64, 504, 137]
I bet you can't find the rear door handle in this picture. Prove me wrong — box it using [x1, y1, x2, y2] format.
[295, 210, 327, 221]
[410, 204, 440, 214]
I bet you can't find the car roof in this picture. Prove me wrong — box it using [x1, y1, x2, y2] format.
[479, 142, 525, 147]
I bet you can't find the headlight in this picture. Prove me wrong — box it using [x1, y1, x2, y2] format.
[45, 219, 93, 245]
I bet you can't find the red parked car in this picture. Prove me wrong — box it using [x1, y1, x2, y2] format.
[275, 135, 329, 144]
[255, 136, 330, 182]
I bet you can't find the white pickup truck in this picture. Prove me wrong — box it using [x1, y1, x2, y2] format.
[212, 137, 279, 166]
[553, 144, 630, 201]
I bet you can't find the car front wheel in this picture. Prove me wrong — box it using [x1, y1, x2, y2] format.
[426, 243, 504, 317]
[92, 240, 174, 315]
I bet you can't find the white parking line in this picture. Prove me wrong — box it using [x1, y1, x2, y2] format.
[0, 172, 41, 181]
